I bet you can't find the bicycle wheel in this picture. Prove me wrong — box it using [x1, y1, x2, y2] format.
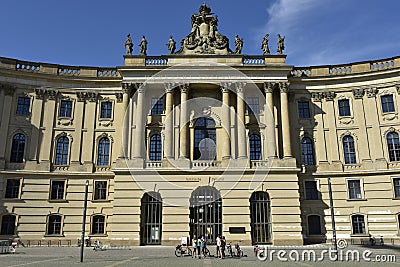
[187, 248, 192, 256]
[175, 249, 182, 257]
[204, 248, 210, 257]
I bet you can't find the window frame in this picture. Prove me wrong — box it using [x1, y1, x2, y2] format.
[4, 178, 22, 199]
[304, 180, 319, 200]
[91, 214, 106, 235]
[0, 214, 17, 236]
[338, 99, 352, 117]
[249, 133, 262, 161]
[93, 180, 108, 201]
[392, 177, 400, 199]
[16, 96, 31, 115]
[351, 214, 367, 236]
[99, 101, 114, 120]
[342, 135, 357, 165]
[297, 101, 311, 119]
[307, 214, 323, 236]
[387, 132, 400, 162]
[54, 136, 70, 166]
[46, 214, 63, 236]
[49, 179, 66, 201]
[346, 178, 364, 200]
[381, 94, 396, 113]
[149, 134, 162, 161]
[96, 137, 111, 166]
[150, 98, 164, 115]
[10, 133, 26, 163]
[247, 97, 260, 115]
[58, 99, 73, 118]
[301, 137, 315, 166]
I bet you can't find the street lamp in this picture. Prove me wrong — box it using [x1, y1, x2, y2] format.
[80, 180, 89, 263]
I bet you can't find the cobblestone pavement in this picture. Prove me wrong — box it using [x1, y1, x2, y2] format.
[1, 245, 400, 266]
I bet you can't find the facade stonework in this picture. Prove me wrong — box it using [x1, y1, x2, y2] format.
[1, 5, 400, 247]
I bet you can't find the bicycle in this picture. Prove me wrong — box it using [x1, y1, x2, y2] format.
[175, 245, 192, 257]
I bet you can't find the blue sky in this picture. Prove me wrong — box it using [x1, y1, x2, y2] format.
[1, 0, 400, 67]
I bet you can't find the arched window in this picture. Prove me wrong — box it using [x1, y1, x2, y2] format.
[149, 134, 162, 161]
[1, 214, 16, 235]
[91, 215, 105, 235]
[387, 132, 400, 162]
[343, 135, 356, 164]
[307, 215, 322, 235]
[10, 133, 25, 163]
[190, 186, 222, 244]
[140, 192, 162, 245]
[194, 117, 216, 160]
[249, 134, 261, 160]
[301, 137, 315, 165]
[47, 214, 62, 235]
[97, 137, 110, 166]
[55, 136, 69, 165]
[250, 192, 271, 244]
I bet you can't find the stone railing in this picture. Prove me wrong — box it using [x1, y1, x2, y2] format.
[97, 68, 120, 78]
[95, 166, 112, 172]
[250, 160, 269, 168]
[16, 61, 41, 72]
[192, 160, 221, 168]
[146, 161, 162, 168]
[145, 57, 168, 66]
[290, 56, 400, 78]
[243, 56, 265, 65]
[58, 66, 81, 76]
[53, 165, 70, 171]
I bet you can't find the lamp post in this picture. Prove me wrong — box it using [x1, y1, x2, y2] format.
[80, 180, 89, 263]
[328, 177, 338, 258]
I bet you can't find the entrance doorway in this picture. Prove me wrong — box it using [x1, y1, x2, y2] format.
[140, 192, 162, 245]
[250, 191, 272, 244]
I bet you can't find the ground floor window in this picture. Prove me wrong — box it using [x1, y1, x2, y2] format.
[1, 215, 16, 235]
[47, 214, 62, 235]
[351, 214, 366, 235]
[140, 192, 162, 245]
[250, 191, 271, 244]
[307, 215, 322, 235]
[92, 215, 105, 235]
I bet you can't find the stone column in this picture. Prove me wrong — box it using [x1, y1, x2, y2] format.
[39, 90, 58, 166]
[179, 84, 189, 159]
[353, 88, 371, 162]
[264, 82, 277, 159]
[324, 91, 340, 163]
[132, 84, 144, 159]
[29, 89, 45, 161]
[221, 83, 231, 160]
[0, 87, 14, 168]
[120, 83, 132, 159]
[164, 83, 175, 160]
[236, 82, 247, 159]
[279, 82, 292, 158]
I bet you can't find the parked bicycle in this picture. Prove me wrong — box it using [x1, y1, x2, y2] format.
[175, 245, 192, 257]
[234, 243, 244, 257]
[93, 240, 106, 251]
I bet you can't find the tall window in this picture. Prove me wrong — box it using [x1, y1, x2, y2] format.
[308, 215, 322, 235]
[305, 181, 319, 200]
[149, 134, 162, 161]
[94, 181, 107, 200]
[91, 215, 105, 235]
[5, 179, 21, 199]
[250, 192, 271, 244]
[381, 95, 395, 113]
[338, 99, 351, 116]
[50, 180, 65, 200]
[249, 134, 261, 160]
[393, 178, 400, 198]
[151, 98, 164, 115]
[298, 101, 310, 119]
[190, 186, 222, 245]
[194, 117, 216, 160]
[55, 136, 69, 165]
[59, 100, 73, 118]
[100, 101, 113, 119]
[1, 215, 16, 235]
[343, 135, 356, 164]
[140, 192, 163, 245]
[348, 180, 362, 199]
[351, 215, 366, 235]
[47, 214, 62, 235]
[301, 137, 315, 165]
[10, 133, 25, 163]
[97, 137, 110, 166]
[247, 97, 259, 114]
[387, 132, 400, 162]
[16, 97, 30, 115]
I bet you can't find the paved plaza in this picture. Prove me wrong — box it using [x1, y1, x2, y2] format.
[1, 245, 400, 267]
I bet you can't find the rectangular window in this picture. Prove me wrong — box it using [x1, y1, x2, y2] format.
[305, 181, 319, 200]
[151, 98, 164, 115]
[94, 181, 107, 200]
[298, 101, 310, 119]
[5, 179, 21, 199]
[338, 99, 351, 116]
[247, 97, 259, 114]
[348, 180, 362, 199]
[16, 97, 30, 115]
[381, 95, 395, 113]
[59, 100, 73, 118]
[394, 178, 400, 198]
[352, 215, 366, 235]
[308, 215, 322, 235]
[50, 180, 65, 200]
[100, 101, 113, 119]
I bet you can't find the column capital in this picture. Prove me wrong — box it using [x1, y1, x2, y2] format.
[47, 90, 59, 100]
[352, 88, 365, 99]
[115, 93, 123, 103]
[278, 82, 290, 93]
[164, 82, 178, 93]
[366, 87, 378, 98]
[263, 82, 276, 93]
[311, 92, 325, 102]
[34, 88, 46, 100]
[220, 82, 232, 93]
[396, 84, 400, 95]
[77, 91, 98, 102]
[235, 82, 247, 94]
[324, 91, 336, 101]
[179, 83, 190, 93]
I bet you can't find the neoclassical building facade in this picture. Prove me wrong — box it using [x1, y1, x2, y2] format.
[1, 4, 400, 246]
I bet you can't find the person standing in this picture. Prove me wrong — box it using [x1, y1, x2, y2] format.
[192, 237, 197, 258]
[201, 236, 207, 258]
[216, 235, 221, 258]
[197, 237, 202, 258]
[220, 236, 226, 259]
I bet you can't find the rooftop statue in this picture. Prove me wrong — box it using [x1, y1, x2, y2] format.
[176, 3, 232, 55]
[139, 36, 148, 56]
[261, 34, 270, 55]
[277, 34, 285, 55]
[125, 34, 133, 55]
[167, 36, 176, 54]
[234, 35, 244, 54]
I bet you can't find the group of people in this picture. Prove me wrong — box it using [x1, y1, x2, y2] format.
[215, 235, 227, 259]
[191, 236, 208, 258]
